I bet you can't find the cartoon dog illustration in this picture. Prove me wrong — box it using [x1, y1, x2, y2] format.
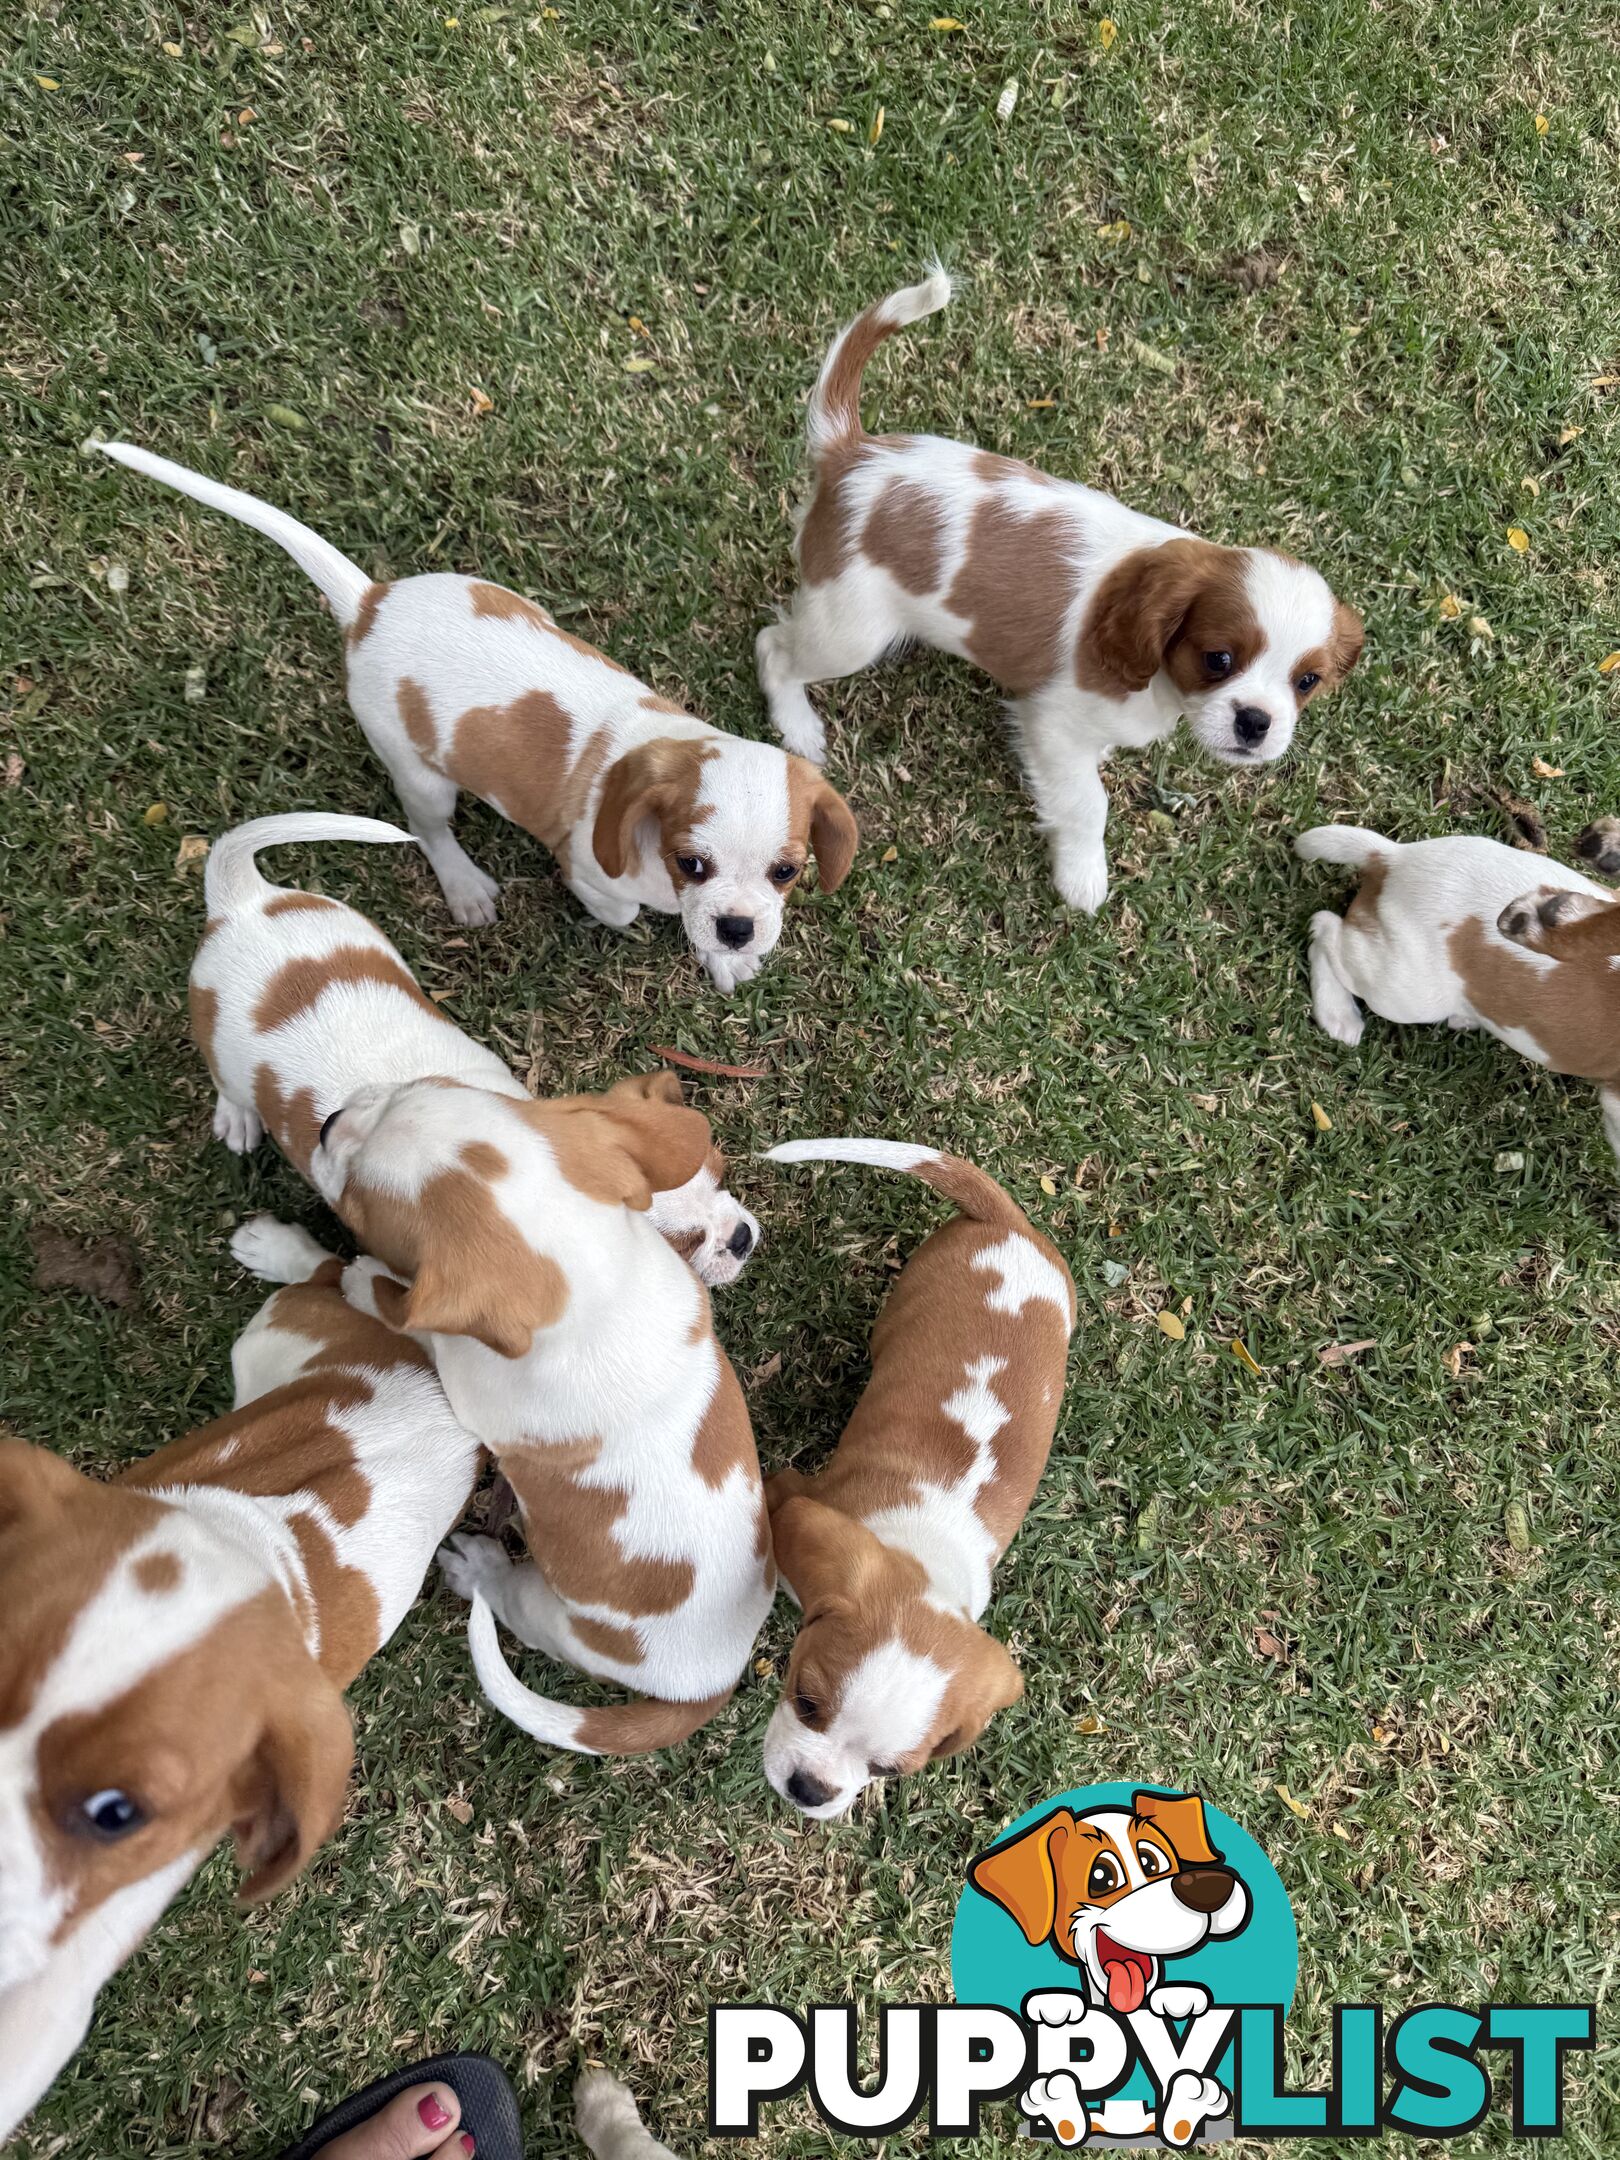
[969, 1790, 1251, 2149]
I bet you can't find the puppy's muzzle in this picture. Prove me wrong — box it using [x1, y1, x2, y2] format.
[716, 914, 755, 950]
[1171, 1865, 1236, 1913]
[786, 1768, 835, 1811]
[728, 1220, 755, 1259]
[1233, 706, 1272, 748]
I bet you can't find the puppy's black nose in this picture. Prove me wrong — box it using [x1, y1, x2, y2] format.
[716, 914, 754, 950]
[728, 1221, 755, 1259]
[1234, 706, 1271, 745]
[786, 1768, 834, 1810]
[1172, 1865, 1236, 1913]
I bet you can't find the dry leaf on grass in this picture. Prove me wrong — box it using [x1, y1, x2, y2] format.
[1531, 755, 1564, 779]
[30, 1227, 141, 1309]
[1317, 1338, 1376, 1366]
[445, 1796, 474, 1825]
[1155, 1310, 1185, 1341]
[1230, 1337, 1264, 1376]
[651, 1045, 768, 1079]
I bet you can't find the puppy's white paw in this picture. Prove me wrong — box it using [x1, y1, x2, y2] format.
[443, 874, 501, 928]
[575, 2072, 680, 2160]
[1052, 850, 1110, 914]
[1158, 2070, 1228, 2149]
[340, 1254, 406, 1320]
[213, 1093, 264, 1153]
[1148, 1982, 1211, 2021]
[1023, 1989, 1091, 2029]
[439, 1532, 511, 1606]
[1020, 2073, 1091, 2145]
[230, 1216, 333, 1283]
[1311, 994, 1365, 1046]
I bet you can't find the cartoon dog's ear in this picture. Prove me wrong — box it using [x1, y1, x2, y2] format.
[968, 1809, 1075, 1946]
[1132, 1789, 1220, 1868]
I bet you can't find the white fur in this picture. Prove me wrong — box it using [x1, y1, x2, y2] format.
[759, 281, 1345, 910]
[575, 2072, 684, 2160]
[0, 1231, 481, 2142]
[101, 443, 843, 983]
[1297, 825, 1620, 1161]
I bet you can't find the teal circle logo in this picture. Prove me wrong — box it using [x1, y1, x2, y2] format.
[952, 1783, 1296, 2145]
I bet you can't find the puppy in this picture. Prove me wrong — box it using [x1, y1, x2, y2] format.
[318, 1077, 776, 1753]
[0, 1223, 481, 2143]
[757, 271, 1363, 912]
[100, 442, 859, 992]
[191, 813, 759, 1287]
[970, 1789, 1250, 2150]
[1298, 823, 1620, 1163]
[758, 1139, 1075, 1819]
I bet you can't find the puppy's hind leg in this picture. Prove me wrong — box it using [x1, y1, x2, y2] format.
[391, 759, 502, 929]
[575, 2073, 684, 2160]
[757, 576, 900, 766]
[1307, 911, 1365, 1046]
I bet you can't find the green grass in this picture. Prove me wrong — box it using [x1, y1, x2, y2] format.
[4, 0, 1620, 2153]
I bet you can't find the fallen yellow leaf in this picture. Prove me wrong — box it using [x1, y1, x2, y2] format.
[929, 14, 966, 27]
[1559, 424, 1583, 443]
[1506, 526, 1530, 551]
[35, 75, 60, 90]
[627, 314, 649, 336]
[753, 1657, 772, 1678]
[175, 834, 209, 871]
[1074, 1713, 1108, 1735]
[827, 117, 852, 133]
[1039, 1174, 1057, 1197]
[868, 105, 884, 145]
[1026, 397, 1056, 409]
[1097, 218, 1132, 241]
[1592, 376, 1619, 390]
[143, 801, 168, 826]
[1521, 474, 1540, 496]
[1231, 1337, 1264, 1377]
[623, 356, 655, 373]
[469, 385, 493, 413]
[1275, 1782, 1309, 1819]
[1099, 16, 1118, 46]
[1437, 592, 1463, 619]
[1598, 651, 1620, 675]
[237, 106, 256, 124]
[1156, 1311, 1185, 1341]
[1311, 1100, 1332, 1131]
[1531, 755, 1564, 778]
[161, 40, 182, 55]
[1534, 111, 1549, 134]
[880, 844, 898, 863]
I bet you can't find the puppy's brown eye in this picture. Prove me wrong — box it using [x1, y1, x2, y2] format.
[1203, 651, 1234, 680]
[1295, 671, 1321, 695]
[768, 861, 799, 886]
[794, 1691, 819, 1722]
[675, 854, 710, 882]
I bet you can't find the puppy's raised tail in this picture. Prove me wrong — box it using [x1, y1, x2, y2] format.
[467, 1595, 734, 1757]
[204, 813, 416, 915]
[766, 1135, 1030, 1230]
[807, 264, 953, 458]
[96, 440, 375, 630]
[1295, 825, 1393, 868]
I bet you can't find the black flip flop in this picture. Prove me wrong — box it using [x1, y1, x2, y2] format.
[277, 2052, 524, 2160]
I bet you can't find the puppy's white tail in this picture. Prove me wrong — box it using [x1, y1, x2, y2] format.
[807, 264, 953, 458]
[96, 440, 375, 630]
[766, 1135, 1033, 1230]
[467, 1595, 733, 1757]
[204, 813, 416, 915]
[1295, 825, 1393, 868]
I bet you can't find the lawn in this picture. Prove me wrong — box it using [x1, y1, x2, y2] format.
[4, 0, 1620, 2153]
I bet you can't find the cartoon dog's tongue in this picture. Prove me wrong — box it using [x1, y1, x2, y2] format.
[1097, 1935, 1149, 2014]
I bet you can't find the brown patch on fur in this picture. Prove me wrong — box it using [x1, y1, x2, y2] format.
[287, 1511, 382, 1680]
[945, 496, 1083, 694]
[970, 450, 1054, 489]
[572, 1687, 733, 1753]
[405, 670, 615, 871]
[663, 1228, 704, 1261]
[190, 983, 220, 1082]
[1078, 539, 1242, 698]
[1450, 914, 1620, 1081]
[689, 1354, 759, 1497]
[398, 677, 441, 764]
[517, 1092, 713, 1212]
[784, 757, 859, 892]
[1290, 598, 1364, 707]
[1344, 854, 1388, 931]
[265, 1272, 433, 1373]
[128, 1374, 376, 1535]
[264, 893, 339, 918]
[591, 737, 718, 883]
[469, 582, 552, 628]
[798, 444, 869, 586]
[253, 1066, 323, 1177]
[346, 583, 390, 649]
[254, 946, 452, 1036]
[134, 1552, 181, 1595]
[573, 1615, 644, 1666]
[348, 1145, 571, 1358]
[502, 1440, 696, 1618]
[862, 480, 946, 594]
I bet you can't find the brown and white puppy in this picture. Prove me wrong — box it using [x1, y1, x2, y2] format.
[1298, 823, 1620, 1165]
[190, 813, 759, 1286]
[757, 271, 1363, 912]
[0, 1223, 481, 2144]
[100, 443, 858, 993]
[315, 1077, 776, 1754]
[759, 1139, 1075, 1819]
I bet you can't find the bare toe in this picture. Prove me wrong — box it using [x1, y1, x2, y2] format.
[315, 2083, 468, 2160]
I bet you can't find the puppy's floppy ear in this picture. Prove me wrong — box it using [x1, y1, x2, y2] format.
[968, 1808, 1075, 1945]
[931, 1629, 1024, 1759]
[769, 1495, 886, 1609]
[604, 1069, 687, 1109]
[0, 1435, 94, 1534]
[807, 779, 859, 893]
[1330, 599, 1365, 680]
[399, 1245, 566, 1358]
[1132, 1788, 1221, 1868]
[1077, 537, 1226, 697]
[232, 1662, 354, 1905]
[598, 1093, 713, 1203]
[591, 740, 709, 881]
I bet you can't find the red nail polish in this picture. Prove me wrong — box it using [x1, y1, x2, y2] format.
[461, 2137, 477, 2156]
[418, 2095, 452, 2132]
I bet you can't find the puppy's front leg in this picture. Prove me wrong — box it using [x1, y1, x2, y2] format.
[1015, 702, 1113, 912]
[575, 2072, 684, 2160]
[565, 869, 642, 931]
